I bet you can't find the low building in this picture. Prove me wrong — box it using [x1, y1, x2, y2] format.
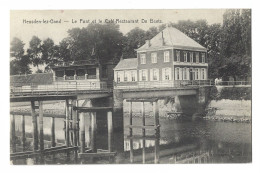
[10, 59, 116, 93]
[114, 27, 208, 89]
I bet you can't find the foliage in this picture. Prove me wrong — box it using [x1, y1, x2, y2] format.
[209, 86, 251, 100]
[219, 87, 251, 100]
[10, 37, 31, 75]
[10, 37, 25, 60]
[219, 9, 251, 80]
[59, 23, 124, 64]
[208, 86, 220, 100]
[122, 27, 147, 58]
[27, 36, 43, 69]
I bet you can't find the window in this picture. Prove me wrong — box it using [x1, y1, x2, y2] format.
[124, 71, 128, 82]
[140, 54, 146, 64]
[153, 69, 159, 80]
[116, 72, 120, 82]
[183, 68, 187, 80]
[202, 53, 205, 63]
[176, 51, 180, 62]
[201, 69, 205, 80]
[196, 53, 199, 63]
[190, 52, 193, 63]
[176, 68, 180, 80]
[195, 68, 199, 80]
[131, 71, 136, 81]
[184, 52, 187, 62]
[164, 51, 170, 62]
[151, 53, 157, 63]
[163, 68, 171, 80]
[142, 70, 147, 81]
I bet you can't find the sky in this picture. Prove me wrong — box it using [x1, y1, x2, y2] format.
[10, 9, 226, 49]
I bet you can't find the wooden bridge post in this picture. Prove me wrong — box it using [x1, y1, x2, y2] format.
[107, 111, 113, 152]
[79, 112, 85, 153]
[51, 117, 56, 147]
[77, 100, 80, 146]
[141, 101, 146, 164]
[10, 114, 16, 153]
[153, 101, 160, 164]
[91, 112, 97, 153]
[72, 100, 78, 163]
[72, 100, 78, 146]
[65, 99, 70, 147]
[38, 101, 44, 151]
[129, 101, 134, 163]
[21, 115, 26, 152]
[30, 101, 38, 151]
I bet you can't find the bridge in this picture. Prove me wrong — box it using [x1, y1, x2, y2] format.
[9, 77, 250, 164]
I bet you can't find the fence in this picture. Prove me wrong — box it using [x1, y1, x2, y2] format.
[114, 80, 213, 90]
[10, 81, 108, 96]
[217, 81, 251, 86]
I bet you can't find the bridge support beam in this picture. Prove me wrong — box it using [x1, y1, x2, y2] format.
[196, 86, 211, 115]
[112, 89, 125, 159]
[30, 101, 38, 152]
[39, 101, 44, 151]
[10, 114, 16, 153]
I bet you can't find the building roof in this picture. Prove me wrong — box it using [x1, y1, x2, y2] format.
[10, 73, 53, 86]
[136, 27, 207, 51]
[114, 58, 137, 70]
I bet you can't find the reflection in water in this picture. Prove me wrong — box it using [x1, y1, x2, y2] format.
[10, 116, 252, 164]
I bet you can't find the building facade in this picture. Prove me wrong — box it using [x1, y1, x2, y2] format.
[114, 27, 208, 89]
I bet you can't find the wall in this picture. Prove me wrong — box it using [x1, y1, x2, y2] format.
[137, 49, 173, 81]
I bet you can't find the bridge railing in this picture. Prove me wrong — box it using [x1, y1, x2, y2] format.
[217, 81, 251, 86]
[10, 81, 108, 96]
[114, 80, 214, 90]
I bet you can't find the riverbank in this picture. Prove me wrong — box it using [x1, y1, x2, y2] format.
[205, 86, 251, 123]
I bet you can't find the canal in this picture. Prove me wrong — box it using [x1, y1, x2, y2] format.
[11, 114, 252, 164]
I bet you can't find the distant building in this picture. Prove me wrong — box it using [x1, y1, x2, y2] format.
[114, 27, 208, 89]
[10, 59, 117, 93]
[51, 59, 116, 89]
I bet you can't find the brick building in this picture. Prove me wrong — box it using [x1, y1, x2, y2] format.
[114, 27, 208, 88]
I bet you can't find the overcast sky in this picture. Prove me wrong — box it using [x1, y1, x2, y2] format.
[10, 9, 225, 49]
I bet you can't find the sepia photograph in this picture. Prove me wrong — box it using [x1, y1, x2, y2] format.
[9, 9, 252, 165]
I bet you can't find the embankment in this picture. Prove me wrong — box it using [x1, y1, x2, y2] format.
[205, 86, 251, 122]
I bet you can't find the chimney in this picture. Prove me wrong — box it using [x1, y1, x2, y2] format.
[145, 40, 151, 47]
[120, 54, 123, 61]
[161, 31, 165, 46]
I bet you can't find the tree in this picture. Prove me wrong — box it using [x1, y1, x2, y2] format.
[10, 37, 25, 61]
[59, 23, 124, 64]
[219, 9, 251, 80]
[27, 36, 43, 70]
[58, 38, 73, 62]
[145, 26, 159, 40]
[42, 38, 59, 64]
[122, 27, 146, 58]
[170, 20, 209, 48]
[10, 37, 31, 75]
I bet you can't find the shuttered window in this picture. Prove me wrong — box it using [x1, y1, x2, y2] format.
[190, 52, 193, 63]
[196, 53, 199, 63]
[202, 53, 205, 63]
[183, 67, 187, 80]
[184, 52, 187, 62]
